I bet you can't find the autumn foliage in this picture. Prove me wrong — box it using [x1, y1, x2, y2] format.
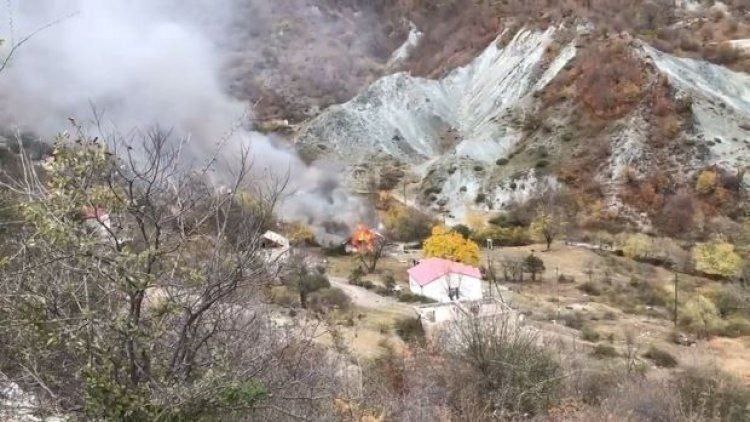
[692, 240, 743, 279]
[575, 39, 646, 119]
[423, 226, 480, 266]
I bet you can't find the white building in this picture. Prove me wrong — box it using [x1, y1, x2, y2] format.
[261, 230, 290, 264]
[407, 258, 483, 303]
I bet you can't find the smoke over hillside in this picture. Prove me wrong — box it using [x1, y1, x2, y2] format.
[0, 0, 372, 242]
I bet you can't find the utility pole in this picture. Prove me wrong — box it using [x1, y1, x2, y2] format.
[673, 272, 679, 327]
[555, 266, 560, 320]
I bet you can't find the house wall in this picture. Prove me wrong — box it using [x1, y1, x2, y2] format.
[409, 273, 483, 303]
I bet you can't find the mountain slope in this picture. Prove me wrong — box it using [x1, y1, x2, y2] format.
[296, 22, 749, 231]
[297, 27, 576, 219]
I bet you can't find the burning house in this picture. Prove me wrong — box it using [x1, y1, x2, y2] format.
[344, 225, 384, 254]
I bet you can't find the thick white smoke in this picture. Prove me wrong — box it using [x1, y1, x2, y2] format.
[0, 0, 372, 242]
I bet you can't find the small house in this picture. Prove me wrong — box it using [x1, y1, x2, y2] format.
[261, 230, 290, 263]
[407, 258, 483, 303]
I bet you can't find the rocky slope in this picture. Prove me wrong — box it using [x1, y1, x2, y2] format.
[297, 27, 576, 220]
[296, 20, 750, 228]
[643, 44, 750, 169]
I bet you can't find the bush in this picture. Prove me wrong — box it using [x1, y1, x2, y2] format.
[581, 326, 601, 342]
[535, 159, 549, 168]
[474, 192, 486, 204]
[308, 288, 351, 313]
[348, 266, 364, 283]
[451, 224, 472, 239]
[620, 233, 653, 259]
[592, 344, 618, 359]
[578, 281, 602, 296]
[351, 279, 375, 290]
[561, 312, 585, 330]
[692, 240, 743, 279]
[674, 365, 750, 421]
[643, 346, 677, 368]
[558, 274, 575, 284]
[679, 295, 723, 338]
[718, 316, 750, 338]
[383, 203, 435, 242]
[382, 273, 397, 292]
[523, 253, 545, 281]
[488, 212, 525, 228]
[696, 170, 718, 194]
[397, 292, 435, 303]
[395, 317, 425, 344]
[302, 272, 330, 293]
[472, 226, 531, 247]
[496, 158, 509, 166]
[448, 315, 562, 416]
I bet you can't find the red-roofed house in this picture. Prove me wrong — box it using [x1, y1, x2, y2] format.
[407, 258, 483, 303]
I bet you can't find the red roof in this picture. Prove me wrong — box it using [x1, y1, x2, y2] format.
[407, 258, 481, 287]
[81, 206, 109, 220]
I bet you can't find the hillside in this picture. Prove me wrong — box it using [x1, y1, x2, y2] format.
[2, 0, 750, 420]
[294, 3, 750, 237]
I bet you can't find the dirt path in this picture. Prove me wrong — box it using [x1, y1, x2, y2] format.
[329, 276, 415, 316]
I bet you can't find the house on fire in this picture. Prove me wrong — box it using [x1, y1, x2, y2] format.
[344, 225, 384, 254]
[407, 258, 483, 303]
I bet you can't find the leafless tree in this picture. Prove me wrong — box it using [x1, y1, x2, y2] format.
[0, 125, 347, 419]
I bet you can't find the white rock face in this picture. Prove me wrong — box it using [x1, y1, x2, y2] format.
[298, 28, 575, 219]
[643, 44, 750, 170]
[299, 28, 572, 163]
[387, 22, 423, 68]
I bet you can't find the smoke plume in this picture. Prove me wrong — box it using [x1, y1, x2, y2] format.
[0, 0, 373, 242]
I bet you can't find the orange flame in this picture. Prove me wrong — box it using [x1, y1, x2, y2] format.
[351, 224, 377, 253]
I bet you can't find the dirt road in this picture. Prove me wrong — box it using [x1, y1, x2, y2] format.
[329, 277, 415, 316]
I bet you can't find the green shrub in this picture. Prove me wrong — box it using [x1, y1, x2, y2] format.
[397, 292, 435, 303]
[472, 226, 531, 247]
[718, 316, 750, 338]
[581, 326, 601, 342]
[395, 317, 425, 343]
[350, 279, 375, 290]
[643, 346, 677, 368]
[679, 295, 723, 338]
[475, 193, 487, 203]
[451, 224, 472, 239]
[348, 266, 365, 284]
[496, 158, 509, 166]
[535, 159, 549, 168]
[592, 344, 618, 359]
[488, 212, 526, 228]
[382, 273, 397, 292]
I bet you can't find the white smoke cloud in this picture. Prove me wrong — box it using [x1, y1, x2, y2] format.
[0, 0, 372, 242]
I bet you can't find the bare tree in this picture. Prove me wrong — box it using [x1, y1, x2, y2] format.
[0, 126, 346, 419]
[358, 235, 386, 274]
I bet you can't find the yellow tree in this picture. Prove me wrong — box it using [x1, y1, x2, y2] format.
[621, 233, 653, 259]
[692, 240, 743, 278]
[530, 211, 565, 251]
[695, 170, 718, 195]
[423, 226, 480, 266]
